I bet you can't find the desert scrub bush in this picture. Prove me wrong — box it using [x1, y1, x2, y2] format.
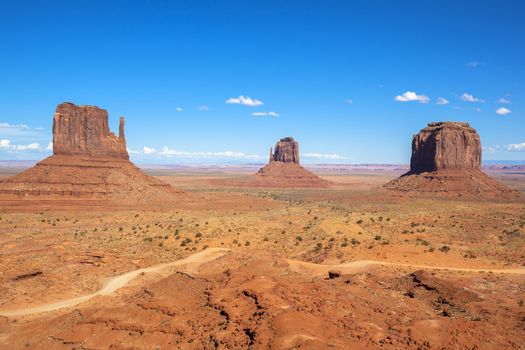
[374, 235, 382, 241]
[439, 245, 450, 253]
[417, 238, 430, 246]
[356, 219, 363, 224]
[295, 236, 303, 241]
[195, 232, 202, 238]
[463, 250, 476, 259]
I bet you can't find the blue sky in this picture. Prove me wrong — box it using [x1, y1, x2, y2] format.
[1, 0, 524, 164]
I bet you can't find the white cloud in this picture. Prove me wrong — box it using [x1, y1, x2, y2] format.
[252, 111, 279, 117]
[225, 95, 263, 107]
[19, 143, 40, 150]
[0, 139, 41, 151]
[394, 91, 430, 103]
[302, 153, 348, 160]
[345, 99, 353, 104]
[507, 143, 525, 151]
[46, 142, 53, 151]
[143, 146, 157, 154]
[436, 97, 449, 105]
[496, 107, 511, 115]
[476, 107, 482, 112]
[0, 122, 46, 137]
[197, 106, 209, 111]
[0, 139, 10, 148]
[176, 107, 183, 112]
[157, 147, 261, 159]
[483, 146, 497, 154]
[460, 93, 484, 103]
[0, 123, 30, 129]
[466, 61, 479, 68]
[498, 98, 511, 104]
[127, 148, 141, 155]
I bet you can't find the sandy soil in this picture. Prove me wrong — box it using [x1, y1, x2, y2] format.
[0, 168, 524, 349]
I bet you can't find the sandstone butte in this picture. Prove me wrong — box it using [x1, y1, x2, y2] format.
[254, 137, 331, 188]
[0, 102, 175, 202]
[384, 122, 515, 197]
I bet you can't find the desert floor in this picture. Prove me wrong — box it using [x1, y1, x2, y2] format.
[0, 167, 524, 349]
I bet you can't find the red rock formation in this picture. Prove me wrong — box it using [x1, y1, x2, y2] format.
[254, 137, 329, 187]
[210, 137, 330, 188]
[384, 121, 515, 197]
[0, 102, 176, 203]
[271, 137, 299, 164]
[410, 122, 481, 173]
[52, 102, 128, 159]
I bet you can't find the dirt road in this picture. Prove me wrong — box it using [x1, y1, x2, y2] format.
[2, 248, 523, 317]
[0, 248, 229, 317]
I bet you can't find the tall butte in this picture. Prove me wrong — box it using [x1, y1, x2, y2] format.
[254, 137, 330, 188]
[0, 102, 175, 202]
[384, 122, 515, 197]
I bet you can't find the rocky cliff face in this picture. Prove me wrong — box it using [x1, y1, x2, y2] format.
[0, 102, 179, 202]
[271, 137, 299, 164]
[52, 102, 128, 159]
[410, 122, 481, 173]
[384, 121, 515, 198]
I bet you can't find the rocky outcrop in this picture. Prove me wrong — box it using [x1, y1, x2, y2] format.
[0, 102, 176, 203]
[410, 122, 481, 173]
[211, 137, 330, 188]
[271, 137, 299, 164]
[384, 121, 515, 198]
[52, 102, 128, 159]
[252, 137, 329, 188]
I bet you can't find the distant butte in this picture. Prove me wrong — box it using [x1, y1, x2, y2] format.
[254, 137, 330, 188]
[52, 102, 129, 159]
[0, 102, 176, 202]
[384, 122, 515, 197]
[270, 136, 300, 164]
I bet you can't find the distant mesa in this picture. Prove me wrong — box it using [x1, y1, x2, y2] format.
[384, 122, 515, 197]
[0, 102, 176, 202]
[409, 122, 480, 173]
[270, 137, 300, 164]
[254, 137, 330, 188]
[53, 102, 129, 159]
[209, 136, 330, 188]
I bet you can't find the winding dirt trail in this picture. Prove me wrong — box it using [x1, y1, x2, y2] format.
[287, 259, 525, 276]
[1, 248, 523, 317]
[0, 248, 229, 317]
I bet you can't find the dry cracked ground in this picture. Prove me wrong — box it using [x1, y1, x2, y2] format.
[0, 169, 524, 349]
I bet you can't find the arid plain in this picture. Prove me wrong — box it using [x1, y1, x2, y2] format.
[0, 165, 524, 349]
